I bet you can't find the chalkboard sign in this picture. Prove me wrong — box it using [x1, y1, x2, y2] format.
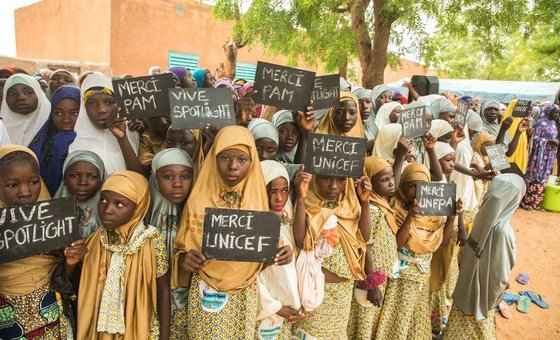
[484, 144, 511, 171]
[311, 74, 340, 110]
[455, 99, 468, 127]
[202, 208, 281, 262]
[0, 197, 80, 264]
[416, 182, 456, 216]
[401, 105, 428, 139]
[169, 87, 236, 129]
[112, 73, 175, 119]
[303, 133, 366, 178]
[253, 61, 316, 111]
[512, 100, 532, 118]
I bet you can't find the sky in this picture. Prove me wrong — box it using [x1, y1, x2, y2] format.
[0, 0, 42, 56]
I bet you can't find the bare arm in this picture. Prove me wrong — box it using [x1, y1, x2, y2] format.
[157, 274, 171, 340]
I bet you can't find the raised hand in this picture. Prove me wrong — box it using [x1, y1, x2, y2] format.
[180, 250, 206, 273]
[422, 132, 437, 150]
[295, 170, 312, 199]
[294, 101, 315, 133]
[354, 169, 372, 203]
[106, 107, 127, 140]
[64, 239, 87, 267]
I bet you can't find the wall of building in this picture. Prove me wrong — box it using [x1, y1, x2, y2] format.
[0, 55, 112, 76]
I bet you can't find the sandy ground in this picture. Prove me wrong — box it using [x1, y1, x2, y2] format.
[496, 209, 560, 339]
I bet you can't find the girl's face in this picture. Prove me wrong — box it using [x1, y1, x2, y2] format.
[147, 115, 171, 138]
[375, 91, 392, 109]
[277, 122, 299, 152]
[165, 129, 197, 157]
[0, 160, 41, 206]
[255, 138, 278, 161]
[64, 161, 101, 202]
[315, 175, 345, 201]
[85, 93, 117, 129]
[484, 107, 499, 122]
[425, 113, 433, 131]
[6, 84, 39, 115]
[49, 72, 74, 94]
[204, 72, 216, 88]
[267, 177, 289, 212]
[182, 71, 197, 89]
[38, 79, 49, 94]
[216, 149, 252, 187]
[403, 180, 423, 203]
[439, 152, 456, 175]
[333, 100, 358, 133]
[358, 98, 373, 121]
[156, 164, 193, 204]
[438, 131, 453, 144]
[480, 141, 495, 156]
[52, 98, 80, 132]
[439, 111, 456, 126]
[389, 107, 402, 124]
[548, 108, 560, 121]
[371, 166, 395, 197]
[97, 190, 137, 230]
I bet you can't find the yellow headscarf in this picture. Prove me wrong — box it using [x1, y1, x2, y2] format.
[364, 156, 399, 234]
[78, 171, 159, 340]
[302, 176, 366, 280]
[172, 126, 269, 293]
[0, 145, 60, 296]
[315, 92, 365, 138]
[473, 132, 495, 165]
[501, 99, 528, 173]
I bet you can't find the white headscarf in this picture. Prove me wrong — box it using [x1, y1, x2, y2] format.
[0, 120, 11, 146]
[248, 118, 279, 145]
[480, 99, 501, 137]
[375, 102, 402, 130]
[467, 109, 483, 132]
[0, 74, 51, 146]
[453, 174, 526, 321]
[372, 123, 402, 162]
[419, 94, 444, 106]
[430, 97, 455, 119]
[434, 141, 455, 160]
[371, 84, 392, 112]
[271, 110, 297, 163]
[68, 73, 140, 175]
[430, 119, 454, 139]
[449, 139, 477, 211]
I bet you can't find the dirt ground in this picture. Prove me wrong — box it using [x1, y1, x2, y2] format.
[496, 209, 560, 339]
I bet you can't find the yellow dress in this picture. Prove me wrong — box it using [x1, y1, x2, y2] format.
[444, 305, 497, 340]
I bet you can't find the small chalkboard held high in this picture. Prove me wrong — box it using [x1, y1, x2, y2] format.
[311, 74, 340, 110]
[401, 105, 427, 139]
[304, 133, 366, 178]
[0, 197, 80, 264]
[512, 100, 532, 118]
[169, 87, 236, 129]
[112, 73, 175, 119]
[253, 61, 316, 111]
[202, 208, 281, 262]
[416, 182, 456, 216]
[455, 99, 468, 127]
[485, 144, 511, 171]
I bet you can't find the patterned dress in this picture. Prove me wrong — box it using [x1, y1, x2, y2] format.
[347, 204, 398, 339]
[444, 305, 496, 340]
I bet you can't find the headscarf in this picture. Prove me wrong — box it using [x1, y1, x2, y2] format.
[0, 119, 10, 145]
[501, 99, 528, 174]
[271, 110, 298, 163]
[430, 119, 454, 139]
[0, 145, 60, 297]
[375, 102, 402, 130]
[78, 171, 159, 339]
[172, 126, 269, 293]
[36, 68, 53, 82]
[54, 150, 107, 239]
[315, 92, 365, 138]
[49, 69, 77, 87]
[193, 68, 209, 88]
[303, 176, 366, 280]
[391, 163, 445, 254]
[434, 141, 456, 160]
[453, 174, 525, 320]
[473, 132, 495, 160]
[248, 118, 280, 146]
[351, 87, 378, 141]
[418, 94, 443, 106]
[371, 84, 392, 113]
[467, 109, 483, 132]
[68, 73, 139, 175]
[430, 97, 455, 119]
[352, 87, 371, 101]
[0, 74, 51, 146]
[461, 95, 473, 102]
[392, 90, 409, 105]
[168, 66, 188, 85]
[364, 156, 398, 233]
[480, 99, 501, 137]
[148, 66, 161, 75]
[28, 85, 80, 195]
[372, 123, 402, 162]
[214, 77, 235, 90]
[260, 160, 293, 223]
[340, 77, 351, 91]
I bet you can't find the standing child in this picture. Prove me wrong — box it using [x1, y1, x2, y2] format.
[138, 115, 171, 171]
[248, 118, 279, 161]
[77, 171, 170, 339]
[271, 110, 299, 164]
[165, 128, 206, 180]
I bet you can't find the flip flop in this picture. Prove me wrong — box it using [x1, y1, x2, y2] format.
[503, 292, 521, 304]
[516, 273, 529, 285]
[521, 291, 550, 309]
[517, 295, 530, 313]
[498, 301, 512, 319]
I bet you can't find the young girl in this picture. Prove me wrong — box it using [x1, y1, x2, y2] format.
[347, 156, 399, 338]
[55, 150, 106, 239]
[248, 118, 279, 161]
[68, 73, 142, 176]
[375, 163, 458, 339]
[172, 126, 292, 338]
[29, 85, 80, 195]
[375, 102, 403, 129]
[352, 87, 375, 152]
[271, 110, 299, 164]
[315, 92, 364, 138]
[1, 74, 51, 146]
[48, 69, 77, 96]
[256, 160, 302, 339]
[192, 68, 216, 88]
[472, 132, 496, 201]
[138, 115, 171, 170]
[0, 145, 86, 339]
[165, 128, 205, 180]
[77, 170, 170, 339]
[168, 66, 197, 89]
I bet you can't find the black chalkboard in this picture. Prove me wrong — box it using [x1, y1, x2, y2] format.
[512, 100, 532, 118]
[169, 87, 236, 129]
[416, 182, 456, 216]
[112, 73, 175, 119]
[202, 208, 281, 262]
[455, 99, 468, 127]
[401, 105, 427, 139]
[303, 133, 366, 178]
[0, 197, 80, 264]
[311, 74, 340, 110]
[253, 61, 316, 111]
[484, 144, 511, 171]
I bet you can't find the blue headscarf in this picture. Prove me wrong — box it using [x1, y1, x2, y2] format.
[193, 68, 208, 88]
[29, 85, 80, 195]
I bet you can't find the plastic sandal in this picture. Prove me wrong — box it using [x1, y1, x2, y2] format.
[517, 295, 530, 313]
[503, 292, 521, 304]
[498, 301, 512, 319]
[520, 291, 550, 309]
[516, 273, 529, 285]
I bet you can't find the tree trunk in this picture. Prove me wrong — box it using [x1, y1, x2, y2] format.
[338, 57, 348, 79]
[223, 40, 238, 80]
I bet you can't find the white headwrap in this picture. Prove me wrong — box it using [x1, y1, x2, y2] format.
[375, 102, 402, 130]
[467, 109, 483, 132]
[434, 141, 455, 160]
[248, 118, 280, 146]
[371, 84, 392, 112]
[430, 120, 454, 139]
[430, 97, 456, 119]
[372, 123, 402, 162]
[271, 110, 298, 163]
